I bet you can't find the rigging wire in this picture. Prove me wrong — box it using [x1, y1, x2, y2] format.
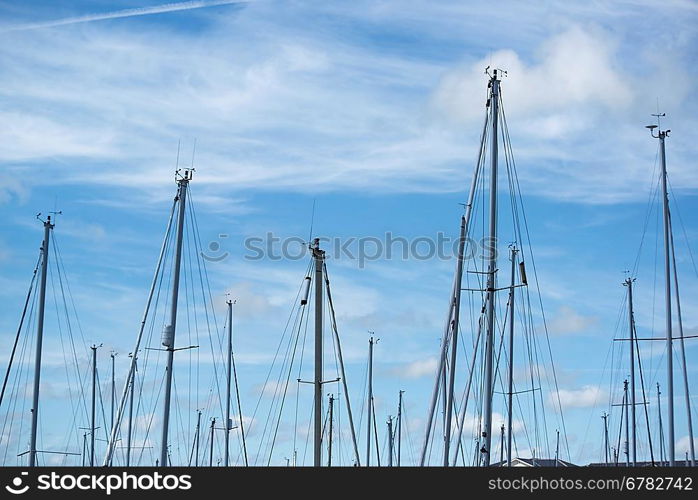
[499, 91, 571, 461]
[0, 255, 40, 411]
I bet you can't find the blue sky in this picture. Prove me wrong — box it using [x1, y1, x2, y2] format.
[0, 0, 697, 466]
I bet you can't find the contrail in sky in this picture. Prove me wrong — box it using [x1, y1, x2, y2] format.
[1, 0, 247, 33]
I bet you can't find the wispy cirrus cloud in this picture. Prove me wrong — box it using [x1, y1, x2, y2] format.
[0, 0, 248, 32]
[1, 2, 695, 206]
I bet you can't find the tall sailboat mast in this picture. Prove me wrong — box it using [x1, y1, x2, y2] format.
[311, 238, 325, 467]
[387, 416, 394, 466]
[657, 383, 665, 465]
[397, 390, 403, 467]
[624, 277, 637, 466]
[602, 412, 610, 464]
[366, 335, 375, 466]
[159, 168, 192, 466]
[90, 344, 102, 467]
[481, 68, 501, 467]
[209, 418, 216, 466]
[126, 354, 137, 466]
[28, 214, 54, 467]
[506, 246, 517, 466]
[110, 352, 117, 437]
[290, 246, 359, 467]
[647, 117, 674, 465]
[624, 379, 630, 466]
[224, 299, 234, 467]
[228, 299, 249, 467]
[194, 410, 202, 466]
[444, 214, 467, 465]
[327, 395, 335, 467]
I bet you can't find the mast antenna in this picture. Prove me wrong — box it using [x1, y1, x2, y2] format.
[35, 211, 62, 224]
[175, 167, 195, 183]
[190, 138, 197, 169]
[647, 112, 669, 138]
[175, 139, 181, 170]
[308, 199, 316, 245]
[484, 66, 507, 78]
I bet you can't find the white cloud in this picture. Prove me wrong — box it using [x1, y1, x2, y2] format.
[0, 175, 28, 205]
[0, 110, 118, 162]
[549, 385, 606, 409]
[431, 26, 632, 126]
[546, 305, 598, 336]
[676, 435, 697, 456]
[462, 411, 525, 435]
[391, 357, 438, 379]
[224, 281, 278, 319]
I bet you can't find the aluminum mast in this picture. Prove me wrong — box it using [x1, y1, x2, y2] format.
[624, 277, 637, 466]
[159, 168, 192, 466]
[311, 238, 325, 467]
[444, 214, 467, 465]
[366, 335, 375, 466]
[224, 299, 233, 466]
[647, 118, 674, 466]
[90, 344, 101, 466]
[397, 390, 404, 466]
[126, 354, 137, 466]
[481, 68, 501, 467]
[506, 246, 517, 466]
[28, 214, 54, 467]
